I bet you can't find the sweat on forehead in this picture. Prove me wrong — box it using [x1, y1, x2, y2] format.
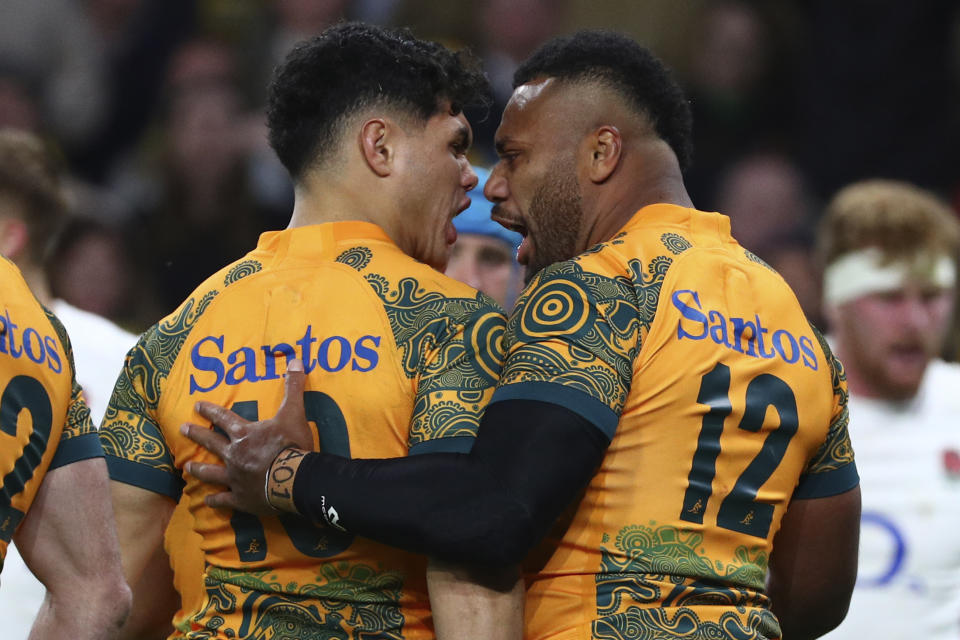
[513, 29, 693, 169]
[506, 77, 650, 144]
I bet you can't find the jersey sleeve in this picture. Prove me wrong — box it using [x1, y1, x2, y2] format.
[793, 327, 859, 499]
[98, 328, 183, 499]
[407, 298, 507, 455]
[42, 306, 102, 470]
[489, 259, 642, 440]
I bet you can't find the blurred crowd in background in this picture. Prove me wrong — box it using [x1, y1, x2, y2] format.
[2, 0, 959, 353]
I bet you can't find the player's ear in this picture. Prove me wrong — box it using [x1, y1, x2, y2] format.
[0, 217, 29, 261]
[586, 126, 622, 184]
[360, 118, 395, 177]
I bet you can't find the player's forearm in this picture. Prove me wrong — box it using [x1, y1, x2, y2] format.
[427, 559, 524, 640]
[284, 447, 537, 565]
[766, 488, 860, 639]
[766, 589, 849, 640]
[17, 460, 132, 640]
[270, 400, 608, 565]
[29, 581, 131, 640]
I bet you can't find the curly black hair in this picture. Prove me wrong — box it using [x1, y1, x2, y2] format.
[267, 22, 491, 180]
[514, 30, 693, 171]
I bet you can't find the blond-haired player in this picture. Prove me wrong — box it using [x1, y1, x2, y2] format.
[818, 180, 960, 639]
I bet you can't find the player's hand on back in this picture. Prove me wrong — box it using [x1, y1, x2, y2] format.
[182, 359, 312, 516]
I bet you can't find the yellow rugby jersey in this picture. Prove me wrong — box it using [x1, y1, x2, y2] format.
[99, 221, 507, 639]
[491, 204, 857, 640]
[0, 257, 99, 566]
[165, 498, 205, 634]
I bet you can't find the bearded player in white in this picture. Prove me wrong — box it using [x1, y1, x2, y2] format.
[818, 180, 960, 638]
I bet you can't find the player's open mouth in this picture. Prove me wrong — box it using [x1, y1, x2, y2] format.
[491, 207, 531, 262]
[491, 209, 528, 237]
[504, 221, 528, 236]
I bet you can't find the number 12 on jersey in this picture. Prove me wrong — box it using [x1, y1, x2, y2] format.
[680, 362, 799, 539]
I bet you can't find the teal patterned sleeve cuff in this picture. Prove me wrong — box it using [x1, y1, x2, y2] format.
[105, 455, 184, 499]
[491, 381, 620, 440]
[496, 260, 644, 421]
[408, 435, 476, 455]
[407, 302, 508, 449]
[793, 461, 859, 499]
[50, 432, 104, 470]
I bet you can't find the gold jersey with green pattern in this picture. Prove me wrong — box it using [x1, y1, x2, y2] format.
[0, 257, 98, 566]
[98, 222, 507, 640]
[491, 204, 857, 640]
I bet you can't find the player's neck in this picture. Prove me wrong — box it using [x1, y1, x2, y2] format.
[287, 173, 392, 230]
[583, 162, 692, 248]
[18, 263, 53, 307]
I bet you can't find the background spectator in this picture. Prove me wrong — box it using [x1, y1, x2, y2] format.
[446, 167, 524, 310]
[0, 1, 955, 346]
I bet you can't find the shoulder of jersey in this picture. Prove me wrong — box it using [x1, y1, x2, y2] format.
[0, 254, 27, 287]
[151, 254, 265, 327]
[331, 241, 505, 313]
[567, 227, 689, 277]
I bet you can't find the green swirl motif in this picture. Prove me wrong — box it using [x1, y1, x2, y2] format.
[519, 276, 598, 341]
[620, 256, 668, 331]
[362, 273, 506, 446]
[101, 288, 220, 471]
[63, 383, 94, 440]
[660, 233, 692, 255]
[595, 523, 776, 639]
[593, 607, 780, 640]
[805, 324, 855, 473]
[224, 259, 263, 287]
[579, 232, 627, 258]
[335, 247, 373, 271]
[367, 277, 503, 386]
[99, 410, 172, 472]
[41, 306, 94, 439]
[500, 256, 663, 414]
[136, 289, 219, 410]
[744, 250, 776, 273]
[188, 564, 406, 639]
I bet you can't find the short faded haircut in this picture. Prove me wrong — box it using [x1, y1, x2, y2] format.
[514, 30, 693, 172]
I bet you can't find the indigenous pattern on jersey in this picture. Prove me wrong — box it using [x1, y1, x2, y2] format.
[0, 258, 99, 566]
[490, 205, 857, 640]
[98, 222, 507, 639]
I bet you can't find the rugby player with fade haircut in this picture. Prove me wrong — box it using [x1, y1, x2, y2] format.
[815, 181, 960, 639]
[0, 255, 130, 638]
[187, 30, 861, 640]
[99, 22, 521, 640]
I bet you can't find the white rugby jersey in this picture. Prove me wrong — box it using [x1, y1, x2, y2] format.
[824, 359, 960, 638]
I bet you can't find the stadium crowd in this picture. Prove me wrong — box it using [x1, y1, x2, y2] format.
[0, 1, 959, 639]
[0, 0, 956, 339]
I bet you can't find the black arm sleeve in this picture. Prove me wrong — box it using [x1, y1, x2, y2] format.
[292, 399, 609, 566]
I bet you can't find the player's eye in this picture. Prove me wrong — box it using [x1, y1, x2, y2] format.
[477, 247, 511, 268]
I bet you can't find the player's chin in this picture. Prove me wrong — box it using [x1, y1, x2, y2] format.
[429, 248, 452, 273]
